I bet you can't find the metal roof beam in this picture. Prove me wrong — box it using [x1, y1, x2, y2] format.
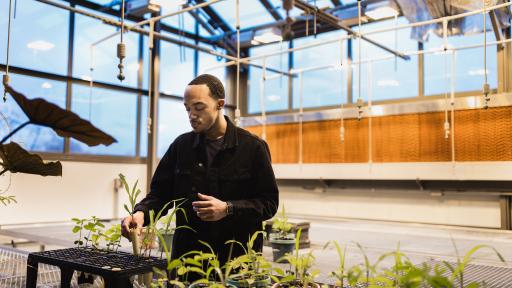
[259, 0, 283, 21]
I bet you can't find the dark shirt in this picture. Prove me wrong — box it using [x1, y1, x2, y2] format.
[205, 136, 224, 168]
[134, 116, 279, 265]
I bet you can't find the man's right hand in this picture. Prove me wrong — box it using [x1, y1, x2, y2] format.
[121, 211, 144, 240]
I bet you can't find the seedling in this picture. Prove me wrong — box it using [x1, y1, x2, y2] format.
[275, 229, 320, 287]
[271, 206, 293, 240]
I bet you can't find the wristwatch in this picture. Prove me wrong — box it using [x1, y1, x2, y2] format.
[226, 201, 234, 216]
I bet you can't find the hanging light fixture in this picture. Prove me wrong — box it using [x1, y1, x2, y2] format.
[252, 27, 283, 45]
[365, 1, 398, 20]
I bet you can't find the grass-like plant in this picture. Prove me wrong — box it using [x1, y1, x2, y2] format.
[274, 228, 319, 287]
[323, 241, 347, 287]
[443, 241, 506, 288]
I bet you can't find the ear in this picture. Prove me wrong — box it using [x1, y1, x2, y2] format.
[217, 99, 225, 110]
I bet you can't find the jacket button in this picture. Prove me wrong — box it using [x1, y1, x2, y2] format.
[191, 186, 197, 191]
[198, 163, 203, 167]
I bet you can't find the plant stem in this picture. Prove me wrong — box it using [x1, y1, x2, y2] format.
[1, 121, 30, 144]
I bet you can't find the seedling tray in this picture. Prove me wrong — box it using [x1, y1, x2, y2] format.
[26, 247, 167, 288]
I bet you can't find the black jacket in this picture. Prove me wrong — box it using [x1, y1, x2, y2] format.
[134, 116, 279, 264]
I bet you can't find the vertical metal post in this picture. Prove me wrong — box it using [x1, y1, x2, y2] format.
[288, 40, 294, 112]
[146, 12, 161, 194]
[64, 4, 75, 155]
[347, 38, 353, 104]
[135, 34, 143, 159]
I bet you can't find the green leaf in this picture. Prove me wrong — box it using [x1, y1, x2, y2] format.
[72, 226, 81, 233]
[5, 85, 116, 147]
[0, 142, 61, 176]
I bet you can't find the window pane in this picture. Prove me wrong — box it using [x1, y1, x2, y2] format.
[248, 42, 290, 114]
[73, 9, 140, 88]
[160, 40, 195, 96]
[140, 97, 191, 158]
[2, 74, 66, 153]
[198, 49, 226, 88]
[70, 84, 137, 156]
[157, 98, 190, 157]
[293, 30, 348, 108]
[0, 0, 69, 74]
[140, 95, 148, 158]
[352, 17, 419, 101]
[424, 17, 497, 95]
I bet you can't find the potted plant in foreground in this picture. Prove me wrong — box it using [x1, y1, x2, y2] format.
[273, 228, 320, 288]
[225, 231, 275, 287]
[269, 206, 295, 262]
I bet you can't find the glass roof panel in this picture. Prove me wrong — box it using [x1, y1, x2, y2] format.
[211, 0, 276, 30]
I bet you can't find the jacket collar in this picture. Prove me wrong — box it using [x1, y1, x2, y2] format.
[192, 115, 238, 150]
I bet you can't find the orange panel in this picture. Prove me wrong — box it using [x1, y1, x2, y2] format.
[243, 106, 512, 163]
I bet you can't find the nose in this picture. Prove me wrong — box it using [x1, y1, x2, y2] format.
[188, 111, 197, 120]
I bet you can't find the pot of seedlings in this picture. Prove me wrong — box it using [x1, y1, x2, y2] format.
[269, 207, 295, 263]
[272, 229, 319, 288]
[225, 231, 274, 288]
[180, 240, 237, 288]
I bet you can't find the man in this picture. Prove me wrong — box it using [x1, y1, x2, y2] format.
[121, 74, 279, 266]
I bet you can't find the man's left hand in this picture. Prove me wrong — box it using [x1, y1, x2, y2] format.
[192, 193, 228, 221]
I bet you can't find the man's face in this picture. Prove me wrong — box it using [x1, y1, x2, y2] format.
[184, 84, 223, 133]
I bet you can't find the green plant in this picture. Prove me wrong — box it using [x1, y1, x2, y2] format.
[82, 216, 105, 249]
[102, 224, 122, 253]
[443, 241, 505, 288]
[0, 86, 115, 206]
[271, 206, 293, 240]
[275, 228, 319, 287]
[119, 173, 141, 218]
[72, 217, 87, 248]
[323, 241, 347, 287]
[0, 195, 16, 206]
[225, 231, 276, 286]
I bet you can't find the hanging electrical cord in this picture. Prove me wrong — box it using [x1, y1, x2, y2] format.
[451, 50, 456, 165]
[89, 46, 95, 121]
[117, 0, 126, 81]
[367, 61, 373, 165]
[298, 72, 303, 164]
[235, 0, 241, 126]
[356, 0, 364, 121]
[483, 0, 490, 109]
[394, 13, 398, 71]
[3, 0, 14, 102]
[339, 39, 345, 144]
[443, 47, 450, 140]
[442, 19, 450, 140]
[260, 58, 267, 141]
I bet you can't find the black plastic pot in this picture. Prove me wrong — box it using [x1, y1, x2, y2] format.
[227, 274, 271, 288]
[271, 281, 320, 288]
[189, 282, 237, 288]
[269, 238, 295, 263]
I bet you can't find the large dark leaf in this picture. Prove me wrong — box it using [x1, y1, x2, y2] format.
[5, 85, 116, 147]
[0, 142, 62, 176]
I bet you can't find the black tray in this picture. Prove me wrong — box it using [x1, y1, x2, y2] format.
[26, 247, 167, 288]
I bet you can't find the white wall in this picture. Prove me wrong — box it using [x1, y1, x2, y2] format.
[278, 186, 502, 228]
[0, 161, 147, 225]
[0, 162, 503, 229]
